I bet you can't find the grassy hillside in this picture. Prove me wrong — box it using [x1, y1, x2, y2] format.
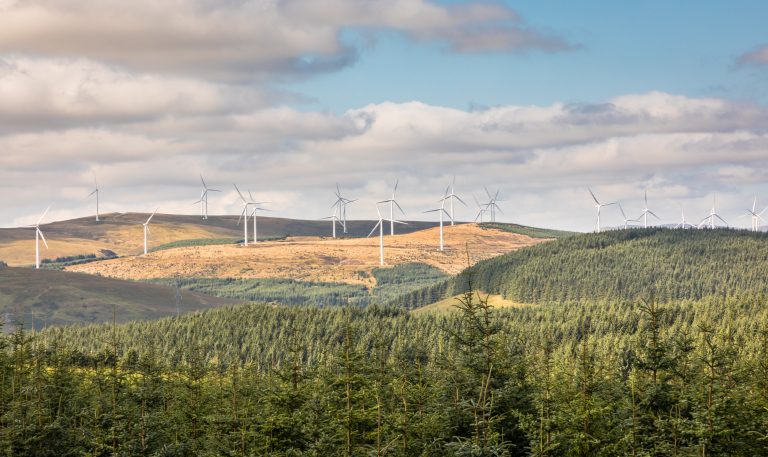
[0, 266, 237, 329]
[479, 222, 576, 239]
[402, 228, 768, 308]
[0, 213, 440, 266]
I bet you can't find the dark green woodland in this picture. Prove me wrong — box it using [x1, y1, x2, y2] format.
[1, 228, 768, 456]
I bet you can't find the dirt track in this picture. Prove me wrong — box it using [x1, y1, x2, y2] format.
[67, 224, 547, 286]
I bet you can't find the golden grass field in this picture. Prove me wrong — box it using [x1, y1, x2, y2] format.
[411, 291, 531, 314]
[0, 213, 238, 266]
[67, 224, 548, 286]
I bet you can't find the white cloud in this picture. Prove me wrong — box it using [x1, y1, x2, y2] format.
[1, 91, 768, 231]
[0, 0, 568, 81]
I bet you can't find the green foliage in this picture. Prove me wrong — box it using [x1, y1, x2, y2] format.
[148, 237, 241, 252]
[406, 228, 768, 308]
[147, 263, 449, 308]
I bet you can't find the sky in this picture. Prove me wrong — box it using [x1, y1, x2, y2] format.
[1, 0, 768, 232]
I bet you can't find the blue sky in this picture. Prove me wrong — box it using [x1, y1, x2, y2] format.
[0, 0, 767, 232]
[284, 0, 768, 112]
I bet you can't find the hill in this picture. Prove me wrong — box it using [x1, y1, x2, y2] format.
[0, 266, 237, 329]
[400, 227, 768, 308]
[0, 213, 441, 267]
[64, 224, 548, 285]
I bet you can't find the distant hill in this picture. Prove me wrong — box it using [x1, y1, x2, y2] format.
[400, 228, 768, 308]
[0, 213, 440, 266]
[0, 267, 237, 330]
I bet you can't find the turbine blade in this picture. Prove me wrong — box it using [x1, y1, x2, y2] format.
[38, 229, 48, 249]
[37, 205, 50, 226]
[619, 203, 627, 219]
[200, 174, 207, 189]
[648, 210, 660, 220]
[233, 184, 247, 203]
[394, 200, 405, 215]
[716, 214, 728, 225]
[588, 188, 599, 205]
[87, 189, 98, 197]
[146, 207, 159, 224]
[455, 195, 467, 206]
[393, 179, 399, 195]
[367, 221, 381, 238]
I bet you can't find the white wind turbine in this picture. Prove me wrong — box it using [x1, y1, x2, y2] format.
[444, 176, 466, 226]
[142, 208, 158, 255]
[322, 207, 342, 238]
[698, 195, 728, 229]
[332, 184, 356, 234]
[482, 187, 504, 223]
[473, 195, 488, 223]
[87, 176, 100, 222]
[743, 196, 767, 232]
[675, 206, 694, 229]
[196, 174, 219, 220]
[638, 190, 660, 228]
[618, 203, 640, 229]
[588, 188, 616, 233]
[247, 190, 269, 244]
[378, 180, 405, 236]
[367, 205, 407, 266]
[28, 206, 50, 269]
[424, 188, 451, 251]
[234, 184, 256, 246]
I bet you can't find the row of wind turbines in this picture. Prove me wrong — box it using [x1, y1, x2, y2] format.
[588, 188, 767, 233]
[26, 175, 504, 269]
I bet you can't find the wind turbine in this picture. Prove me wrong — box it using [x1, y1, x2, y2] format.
[675, 207, 694, 229]
[483, 187, 504, 223]
[424, 188, 451, 251]
[743, 196, 767, 232]
[234, 184, 256, 246]
[196, 174, 220, 220]
[444, 176, 466, 226]
[639, 190, 660, 228]
[367, 205, 407, 266]
[698, 195, 728, 229]
[247, 190, 269, 244]
[473, 195, 488, 223]
[322, 207, 342, 238]
[28, 206, 50, 269]
[618, 203, 640, 229]
[332, 184, 356, 234]
[378, 180, 405, 236]
[142, 208, 158, 255]
[87, 176, 100, 222]
[588, 188, 616, 233]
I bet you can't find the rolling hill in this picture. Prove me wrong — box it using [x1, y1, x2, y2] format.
[64, 224, 548, 285]
[0, 266, 237, 329]
[399, 227, 768, 308]
[0, 213, 442, 267]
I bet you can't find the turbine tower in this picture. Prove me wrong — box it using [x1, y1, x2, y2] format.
[424, 188, 451, 251]
[378, 180, 405, 236]
[142, 208, 158, 255]
[247, 190, 269, 244]
[87, 176, 100, 222]
[234, 184, 257, 246]
[196, 174, 220, 220]
[367, 205, 406, 266]
[588, 188, 616, 233]
[639, 190, 660, 228]
[444, 176, 466, 226]
[698, 195, 728, 229]
[322, 207, 341, 238]
[618, 203, 640, 229]
[28, 206, 50, 269]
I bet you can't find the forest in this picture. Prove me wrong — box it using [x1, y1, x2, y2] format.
[1, 228, 768, 455]
[402, 228, 768, 308]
